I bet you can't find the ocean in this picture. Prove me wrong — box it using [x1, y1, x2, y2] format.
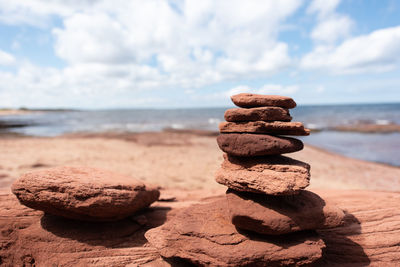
[1, 103, 400, 167]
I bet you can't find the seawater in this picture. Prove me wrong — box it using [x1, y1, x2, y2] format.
[1, 103, 400, 166]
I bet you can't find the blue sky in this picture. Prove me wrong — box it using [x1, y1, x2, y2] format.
[0, 0, 399, 108]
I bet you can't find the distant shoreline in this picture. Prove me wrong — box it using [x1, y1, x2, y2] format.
[0, 108, 76, 116]
[0, 109, 36, 116]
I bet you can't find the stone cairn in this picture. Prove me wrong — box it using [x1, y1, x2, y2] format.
[146, 93, 346, 266]
[216, 93, 345, 235]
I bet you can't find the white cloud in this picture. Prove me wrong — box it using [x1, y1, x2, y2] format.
[226, 84, 299, 98]
[307, 0, 353, 44]
[0, 50, 15, 65]
[316, 85, 325, 93]
[0, 0, 304, 107]
[310, 16, 353, 44]
[307, 0, 341, 18]
[301, 0, 400, 74]
[301, 26, 400, 74]
[0, 0, 98, 27]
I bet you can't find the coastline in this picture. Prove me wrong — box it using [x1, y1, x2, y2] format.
[0, 109, 36, 116]
[1, 131, 399, 192]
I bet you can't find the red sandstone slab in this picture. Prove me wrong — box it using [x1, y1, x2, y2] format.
[217, 133, 303, 156]
[145, 199, 325, 266]
[12, 166, 160, 221]
[219, 121, 310, 135]
[231, 93, 296, 108]
[224, 107, 292, 122]
[227, 189, 345, 235]
[215, 154, 310, 195]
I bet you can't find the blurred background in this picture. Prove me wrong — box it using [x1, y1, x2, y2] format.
[0, 0, 399, 166]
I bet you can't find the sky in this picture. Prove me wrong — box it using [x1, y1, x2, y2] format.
[0, 0, 400, 109]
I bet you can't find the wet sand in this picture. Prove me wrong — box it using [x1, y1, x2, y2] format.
[0, 131, 399, 192]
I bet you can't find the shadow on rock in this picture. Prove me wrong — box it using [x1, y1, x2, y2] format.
[40, 206, 170, 248]
[316, 212, 370, 266]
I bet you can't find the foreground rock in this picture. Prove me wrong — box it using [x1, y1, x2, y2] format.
[227, 190, 345, 235]
[12, 166, 160, 221]
[219, 121, 310, 135]
[231, 93, 297, 109]
[145, 199, 325, 266]
[1, 189, 399, 266]
[215, 154, 310, 195]
[224, 107, 291, 122]
[217, 133, 304, 156]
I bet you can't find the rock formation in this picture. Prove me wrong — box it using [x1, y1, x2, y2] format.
[146, 93, 346, 266]
[1, 188, 400, 266]
[11, 166, 160, 221]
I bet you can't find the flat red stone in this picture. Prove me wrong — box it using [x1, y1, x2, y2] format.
[231, 93, 296, 108]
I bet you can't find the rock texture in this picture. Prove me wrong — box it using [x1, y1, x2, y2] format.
[224, 107, 292, 122]
[0, 188, 210, 267]
[11, 166, 160, 221]
[231, 93, 297, 109]
[227, 189, 345, 235]
[219, 121, 310, 135]
[1, 188, 399, 266]
[215, 154, 310, 195]
[217, 133, 304, 156]
[145, 198, 325, 266]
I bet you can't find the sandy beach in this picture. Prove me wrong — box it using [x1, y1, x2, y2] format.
[0, 109, 36, 116]
[1, 131, 399, 192]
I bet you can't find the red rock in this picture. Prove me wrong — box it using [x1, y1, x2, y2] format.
[231, 93, 297, 108]
[224, 107, 291, 122]
[1, 189, 400, 266]
[215, 154, 310, 195]
[227, 189, 345, 235]
[145, 199, 325, 266]
[11, 166, 160, 221]
[217, 133, 304, 156]
[219, 121, 310, 135]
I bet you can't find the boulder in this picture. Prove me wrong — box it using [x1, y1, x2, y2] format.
[224, 107, 291, 122]
[12, 166, 160, 221]
[231, 93, 296, 109]
[217, 133, 304, 156]
[215, 154, 310, 195]
[145, 199, 325, 266]
[219, 121, 310, 135]
[227, 189, 345, 235]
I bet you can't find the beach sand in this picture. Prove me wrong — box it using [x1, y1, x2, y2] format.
[0, 109, 36, 116]
[1, 131, 399, 192]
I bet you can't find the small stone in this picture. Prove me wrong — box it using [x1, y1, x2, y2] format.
[227, 189, 345, 235]
[231, 93, 297, 108]
[219, 121, 310, 135]
[215, 154, 310, 195]
[12, 166, 160, 221]
[145, 198, 325, 266]
[217, 133, 304, 156]
[224, 107, 291, 122]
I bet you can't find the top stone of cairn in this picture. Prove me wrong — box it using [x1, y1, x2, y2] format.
[231, 93, 296, 109]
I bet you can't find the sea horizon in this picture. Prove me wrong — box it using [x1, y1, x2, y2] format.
[2, 100, 400, 111]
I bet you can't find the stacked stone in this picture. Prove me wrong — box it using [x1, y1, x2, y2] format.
[145, 93, 346, 266]
[217, 93, 345, 237]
